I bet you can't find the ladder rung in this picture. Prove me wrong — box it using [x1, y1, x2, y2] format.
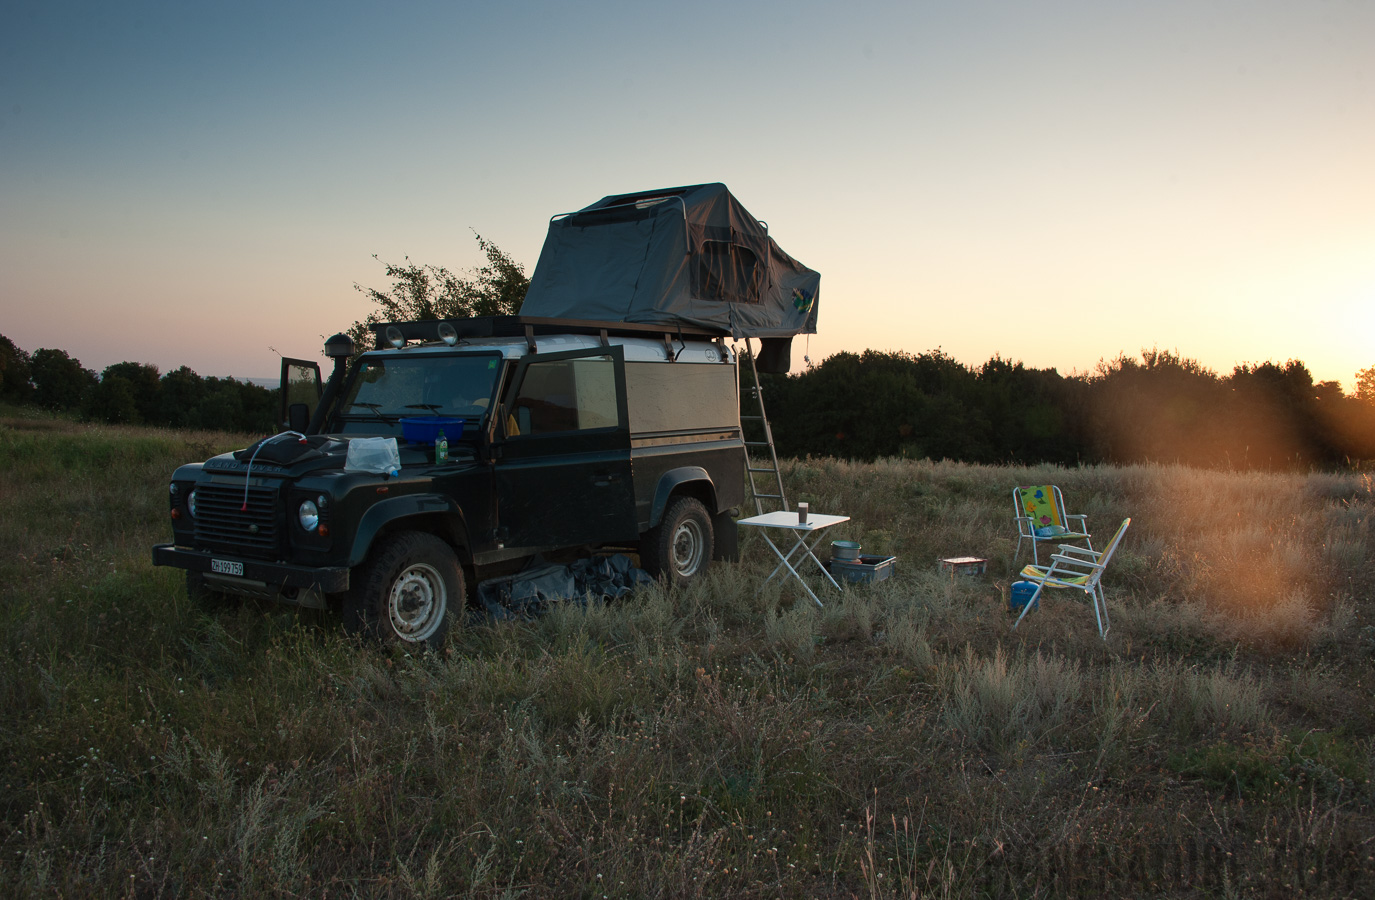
[742, 350, 785, 510]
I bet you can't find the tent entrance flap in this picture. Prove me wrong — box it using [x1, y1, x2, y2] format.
[521, 183, 820, 343]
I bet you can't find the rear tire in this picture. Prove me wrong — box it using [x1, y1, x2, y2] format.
[343, 532, 462, 649]
[641, 496, 714, 587]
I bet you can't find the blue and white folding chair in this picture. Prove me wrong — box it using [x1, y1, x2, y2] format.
[1014, 518, 1131, 639]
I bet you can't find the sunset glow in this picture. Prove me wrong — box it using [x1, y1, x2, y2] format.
[3, 1, 1372, 390]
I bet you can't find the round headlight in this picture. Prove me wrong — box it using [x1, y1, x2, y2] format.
[297, 499, 319, 532]
[186, 490, 197, 518]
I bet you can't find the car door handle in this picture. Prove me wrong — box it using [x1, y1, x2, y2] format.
[591, 472, 623, 487]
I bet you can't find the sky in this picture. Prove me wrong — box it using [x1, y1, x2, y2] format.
[3, 1, 1373, 390]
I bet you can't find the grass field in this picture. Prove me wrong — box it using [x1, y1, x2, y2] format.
[2, 411, 1373, 897]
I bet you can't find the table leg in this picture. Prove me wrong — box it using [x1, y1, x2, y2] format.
[765, 533, 813, 581]
[759, 532, 825, 607]
[768, 531, 846, 591]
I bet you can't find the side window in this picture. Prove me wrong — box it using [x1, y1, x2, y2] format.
[283, 363, 320, 409]
[511, 354, 619, 436]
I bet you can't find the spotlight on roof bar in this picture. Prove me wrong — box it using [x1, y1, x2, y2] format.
[385, 326, 405, 349]
[437, 322, 458, 346]
[324, 333, 354, 359]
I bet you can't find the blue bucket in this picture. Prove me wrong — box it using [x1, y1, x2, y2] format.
[400, 416, 464, 445]
[1010, 581, 1040, 612]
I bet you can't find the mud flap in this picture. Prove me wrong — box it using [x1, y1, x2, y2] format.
[712, 509, 739, 562]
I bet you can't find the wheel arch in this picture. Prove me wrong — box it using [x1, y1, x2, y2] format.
[647, 467, 718, 530]
[348, 495, 472, 568]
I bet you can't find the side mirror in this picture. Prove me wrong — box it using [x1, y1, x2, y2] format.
[287, 402, 311, 433]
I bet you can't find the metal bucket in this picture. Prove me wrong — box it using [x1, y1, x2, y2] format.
[831, 540, 862, 561]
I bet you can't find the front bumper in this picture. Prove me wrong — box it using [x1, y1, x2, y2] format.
[152, 544, 351, 593]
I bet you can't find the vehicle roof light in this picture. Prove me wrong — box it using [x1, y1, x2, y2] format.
[324, 332, 355, 359]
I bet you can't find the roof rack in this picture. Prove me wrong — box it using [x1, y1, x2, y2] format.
[369, 315, 730, 352]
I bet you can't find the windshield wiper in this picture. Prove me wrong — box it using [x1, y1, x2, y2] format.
[348, 402, 397, 425]
[404, 404, 442, 414]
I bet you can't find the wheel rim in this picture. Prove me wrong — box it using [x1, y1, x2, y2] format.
[671, 518, 706, 578]
[387, 562, 447, 642]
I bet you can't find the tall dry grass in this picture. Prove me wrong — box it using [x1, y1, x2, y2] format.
[2, 415, 1373, 897]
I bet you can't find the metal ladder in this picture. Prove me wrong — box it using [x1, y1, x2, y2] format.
[739, 341, 788, 516]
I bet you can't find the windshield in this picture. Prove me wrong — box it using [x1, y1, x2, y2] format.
[339, 353, 503, 426]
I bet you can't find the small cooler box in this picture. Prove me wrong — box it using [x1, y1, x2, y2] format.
[1010, 581, 1040, 612]
[829, 555, 897, 585]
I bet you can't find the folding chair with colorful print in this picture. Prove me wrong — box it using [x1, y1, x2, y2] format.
[1014, 518, 1131, 639]
[1013, 485, 1092, 566]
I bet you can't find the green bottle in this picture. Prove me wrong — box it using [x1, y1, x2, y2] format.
[435, 429, 448, 464]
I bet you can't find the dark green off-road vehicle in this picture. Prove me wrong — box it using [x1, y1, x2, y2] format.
[153, 316, 746, 647]
[154, 182, 821, 648]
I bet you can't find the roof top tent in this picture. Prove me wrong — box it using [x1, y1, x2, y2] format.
[518, 183, 820, 374]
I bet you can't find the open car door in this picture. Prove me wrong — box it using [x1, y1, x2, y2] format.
[279, 358, 321, 432]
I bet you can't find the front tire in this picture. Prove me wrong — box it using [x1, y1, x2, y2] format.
[343, 532, 462, 649]
[641, 496, 714, 586]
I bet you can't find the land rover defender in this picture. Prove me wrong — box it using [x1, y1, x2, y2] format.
[153, 182, 820, 647]
[153, 316, 747, 647]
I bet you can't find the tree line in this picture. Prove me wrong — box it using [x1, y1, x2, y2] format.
[0, 335, 277, 433]
[345, 234, 1375, 471]
[7, 232, 1372, 472]
[759, 348, 1375, 469]
[0, 235, 529, 434]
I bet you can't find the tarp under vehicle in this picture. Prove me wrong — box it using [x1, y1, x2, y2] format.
[519, 183, 820, 340]
[477, 554, 653, 619]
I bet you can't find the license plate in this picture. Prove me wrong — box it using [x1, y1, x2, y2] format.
[210, 559, 244, 576]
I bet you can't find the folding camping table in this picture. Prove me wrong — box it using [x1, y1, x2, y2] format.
[737, 510, 850, 607]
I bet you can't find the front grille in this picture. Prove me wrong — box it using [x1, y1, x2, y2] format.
[194, 482, 281, 556]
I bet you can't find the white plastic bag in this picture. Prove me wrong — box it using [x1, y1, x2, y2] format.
[344, 437, 400, 475]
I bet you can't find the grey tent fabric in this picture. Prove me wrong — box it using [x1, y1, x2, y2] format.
[520, 183, 820, 339]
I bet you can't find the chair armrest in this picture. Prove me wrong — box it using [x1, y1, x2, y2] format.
[1055, 544, 1100, 559]
[1048, 552, 1103, 574]
[1065, 514, 1088, 530]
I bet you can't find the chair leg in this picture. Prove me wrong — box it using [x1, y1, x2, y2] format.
[1090, 585, 1109, 638]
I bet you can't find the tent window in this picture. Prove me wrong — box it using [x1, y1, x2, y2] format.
[698, 241, 762, 304]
